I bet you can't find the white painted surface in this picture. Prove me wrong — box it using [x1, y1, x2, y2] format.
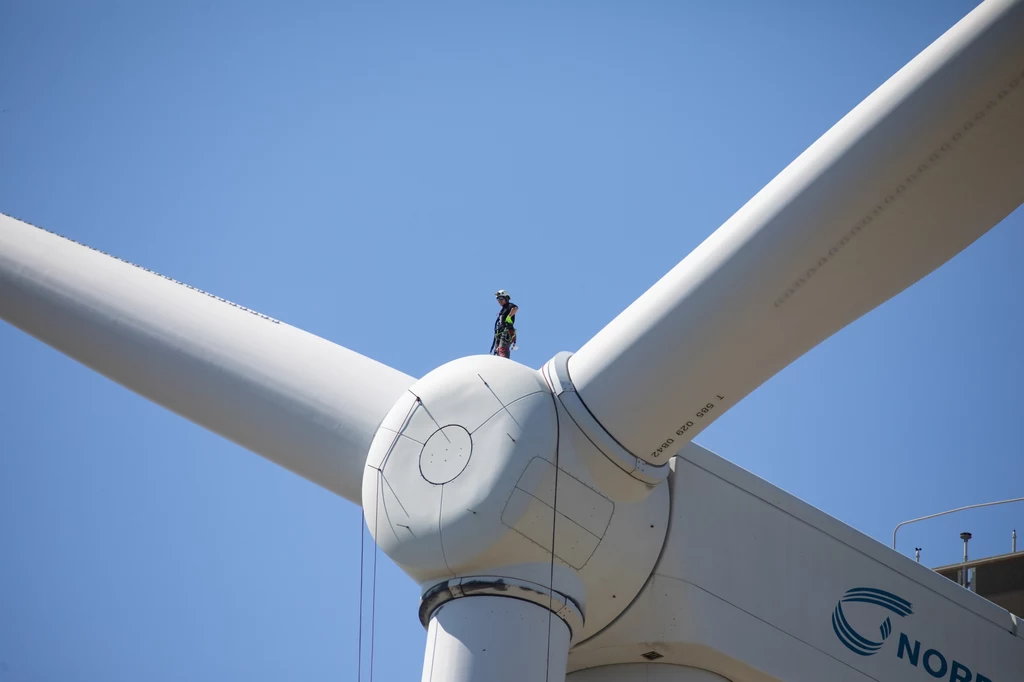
[569, 0, 1024, 463]
[420, 425, 474, 484]
[363, 355, 575, 595]
[542, 352, 668, 499]
[364, 355, 671, 642]
[569, 664, 729, 682]
[555, 392, 669, 641]
[422, 596, 570, 682]
[0, 214, 414, 503]
[568, 444, 1024, 681]
[5, 3, 1020, 679]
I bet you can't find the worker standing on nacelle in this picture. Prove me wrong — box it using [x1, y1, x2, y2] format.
[491, 290, 518, 358]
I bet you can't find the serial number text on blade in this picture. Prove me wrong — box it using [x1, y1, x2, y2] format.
[650, 395, 725, 459]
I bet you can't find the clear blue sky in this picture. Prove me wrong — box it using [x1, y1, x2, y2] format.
[1, 1, 1021, 680]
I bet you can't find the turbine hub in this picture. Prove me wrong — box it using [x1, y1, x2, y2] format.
[362, 353, 671, 644]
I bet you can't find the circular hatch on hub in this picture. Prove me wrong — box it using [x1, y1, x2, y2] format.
[419, 425, 473, 484]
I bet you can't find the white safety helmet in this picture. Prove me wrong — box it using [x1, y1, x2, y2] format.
[495, 289, 510, 300]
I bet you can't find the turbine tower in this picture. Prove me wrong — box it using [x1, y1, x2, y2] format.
[3, 1, 1024, 680]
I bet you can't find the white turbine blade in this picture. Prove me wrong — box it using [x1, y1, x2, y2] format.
[568, 0, 1024, 462]
[0, 213, 414, 504]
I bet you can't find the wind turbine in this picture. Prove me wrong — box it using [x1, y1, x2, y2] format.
[3, 0, 1024, 680]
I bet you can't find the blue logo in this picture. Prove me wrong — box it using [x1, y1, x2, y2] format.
[831, 587, 914, 656]
[832, 586, 995, 681]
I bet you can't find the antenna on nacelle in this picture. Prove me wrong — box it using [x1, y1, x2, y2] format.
[959, 532, 973, 590]
[960, 532, 973, 562]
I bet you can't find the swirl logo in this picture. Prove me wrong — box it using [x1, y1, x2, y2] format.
[832, 587, 914, 656]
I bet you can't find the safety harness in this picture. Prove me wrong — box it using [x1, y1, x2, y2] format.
[490, 302, 517, 355]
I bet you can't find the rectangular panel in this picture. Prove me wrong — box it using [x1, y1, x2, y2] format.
[502, 488, 601, 569]
[512, 457, 614, 539]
